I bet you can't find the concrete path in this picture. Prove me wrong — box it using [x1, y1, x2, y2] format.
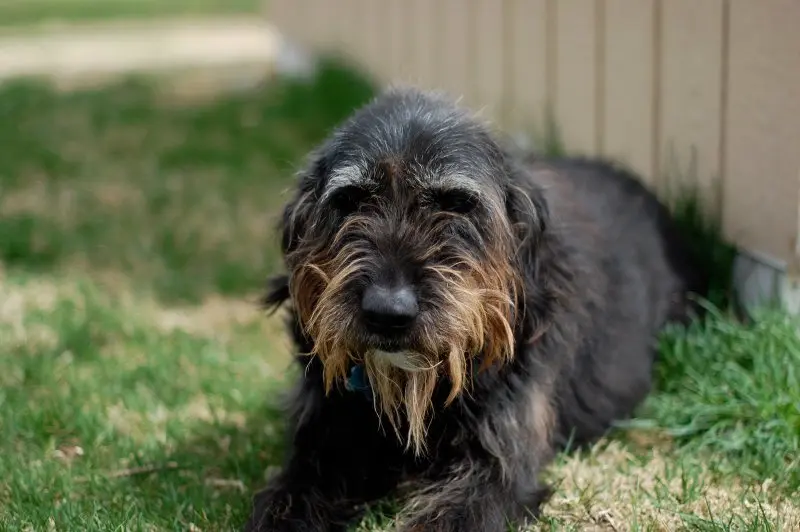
[0, 16, 284, 85]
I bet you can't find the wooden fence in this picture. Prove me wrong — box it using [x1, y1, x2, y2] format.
[266, 0, 800, 283]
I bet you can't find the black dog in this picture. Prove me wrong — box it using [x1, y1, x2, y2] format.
[246, 87, 709, 531]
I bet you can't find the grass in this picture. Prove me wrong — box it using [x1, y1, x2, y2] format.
[0, 59, 375, 304]
[0, 59, 798, 531]
[0, 0, 263, 28]
[0, 273, 292, 530]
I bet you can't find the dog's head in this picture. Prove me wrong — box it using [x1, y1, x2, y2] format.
[264, 88, 548, 453]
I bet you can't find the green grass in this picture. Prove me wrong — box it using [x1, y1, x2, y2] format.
[646, 308, 800, 493]
[0, 0, 263, 28]
[0, 58, 375, 304]
[0, 273, 293, 531]
[1, 60, 798, 531]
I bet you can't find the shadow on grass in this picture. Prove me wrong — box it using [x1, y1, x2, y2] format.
[105, 384, 294, 529]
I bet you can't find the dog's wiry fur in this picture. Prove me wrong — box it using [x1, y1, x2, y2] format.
[245, 87, 709, 531]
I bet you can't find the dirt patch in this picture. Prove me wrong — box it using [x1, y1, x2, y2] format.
[153, 293, 285, 337]
[105, 394, 249, 445]
[0, 275, 67, 342]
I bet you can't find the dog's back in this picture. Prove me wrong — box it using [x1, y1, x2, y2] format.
[523, 156, 709, 448]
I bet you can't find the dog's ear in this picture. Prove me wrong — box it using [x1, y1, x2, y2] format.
[504, 162, 549, 249]
[503, 158, 556, 336]
[261, 152, 328, 314]
[261, 273, 290, 313]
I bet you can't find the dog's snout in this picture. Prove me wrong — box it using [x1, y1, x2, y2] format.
[361, 284, 418, 333]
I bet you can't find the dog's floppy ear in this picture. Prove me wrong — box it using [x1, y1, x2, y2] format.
[503, 158, 555, 335]
[504, 161, 549, 250]
[261, 152, 328, 314]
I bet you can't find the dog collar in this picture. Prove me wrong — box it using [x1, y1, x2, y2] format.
[345, 364, 373, 400]
[345, 360, 485, 402]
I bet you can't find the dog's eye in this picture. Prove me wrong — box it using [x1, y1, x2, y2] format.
[433, 189, 479, 214]
[329, 186, 370, 214]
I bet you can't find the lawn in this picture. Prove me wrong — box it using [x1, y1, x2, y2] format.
[0, 60, 798, 531]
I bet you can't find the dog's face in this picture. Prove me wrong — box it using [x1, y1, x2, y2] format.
[267, 89, 547, 452]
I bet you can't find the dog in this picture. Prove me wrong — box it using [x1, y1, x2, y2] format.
[245, 87, 710, 531]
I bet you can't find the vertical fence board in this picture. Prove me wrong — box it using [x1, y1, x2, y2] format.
[263, 0, 281, 30]
[386, 0, 412, 83]
[407, 0, 440, 90]
[470, 0, 506, 122]
[554, 0, 599, 156]
[435, 0, 473, 103]
[359, 0, 391, 84]
[659, 0, 724, 206]
[302, 0, 336, 51]
[507, 0, 549, 136]
[603, 0, 656, 183]
[348, 0, 378, 80]
[333, 0, 362, 61]
[723, 0, 800, 264]
[265, 0, 294, 39]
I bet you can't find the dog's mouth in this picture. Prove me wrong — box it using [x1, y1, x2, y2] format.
[368, 349, 436, 372]
[353, 329, 437, 370]
[360, 328, 415, 350]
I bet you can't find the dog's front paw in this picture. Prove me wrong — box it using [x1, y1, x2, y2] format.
[244, 486, 351, 532]
[243, 490, 304, 532]
[244, 509, 327, 532]
[395, 510, 482, 532]
[242, 501, 291, 532]
[394, 482, 551, 532]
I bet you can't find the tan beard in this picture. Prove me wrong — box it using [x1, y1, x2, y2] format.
[361, 348, 442, 455]
[291, 247, 519, 456]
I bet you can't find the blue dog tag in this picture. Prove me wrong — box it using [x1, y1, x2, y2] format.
[346, 365, 373, 401]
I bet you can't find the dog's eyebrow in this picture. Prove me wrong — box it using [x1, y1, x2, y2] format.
[425, 172, 484, 197]
[322, 164, 372, 200]
[322, 165, 486, 202]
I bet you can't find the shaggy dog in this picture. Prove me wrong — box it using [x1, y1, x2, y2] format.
[244, 87, 709, 531]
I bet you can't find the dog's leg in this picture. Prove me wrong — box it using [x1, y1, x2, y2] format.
[396, 456, 551, 532]
[244, 376, 404, 532]
[245, 466, 351, 532]
[396, 383, 557, 532]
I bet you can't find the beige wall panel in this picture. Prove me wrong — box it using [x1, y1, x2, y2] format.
[434, 0, 474, 105]
[307, 0, 340, 50]
[359, 0, 392, 84]
[469, 0, 507, 123]
[292, 0, 318, 45]
[266, 0, 292, 37]
[269, 0, 350, 61]
[506, 0, 549, 135]
[404, 0, 440, 90]
[266, 0, 293, 39]
[346, 0, 379, 79]
[602, 0, 657, 184]
[554, 0, 599, 156]
[659, 0, 724, 205]
[723, 0, 800, 263]
[330, 0, 362, 60]
[385, 0, 413, 83]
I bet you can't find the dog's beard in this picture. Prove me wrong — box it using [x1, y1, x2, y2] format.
[290, 247, 519, 455]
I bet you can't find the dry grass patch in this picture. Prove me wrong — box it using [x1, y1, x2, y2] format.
[536, 439, 800, 531]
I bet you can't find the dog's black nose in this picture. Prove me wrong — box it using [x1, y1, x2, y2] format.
[361, 284, 418, 333]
